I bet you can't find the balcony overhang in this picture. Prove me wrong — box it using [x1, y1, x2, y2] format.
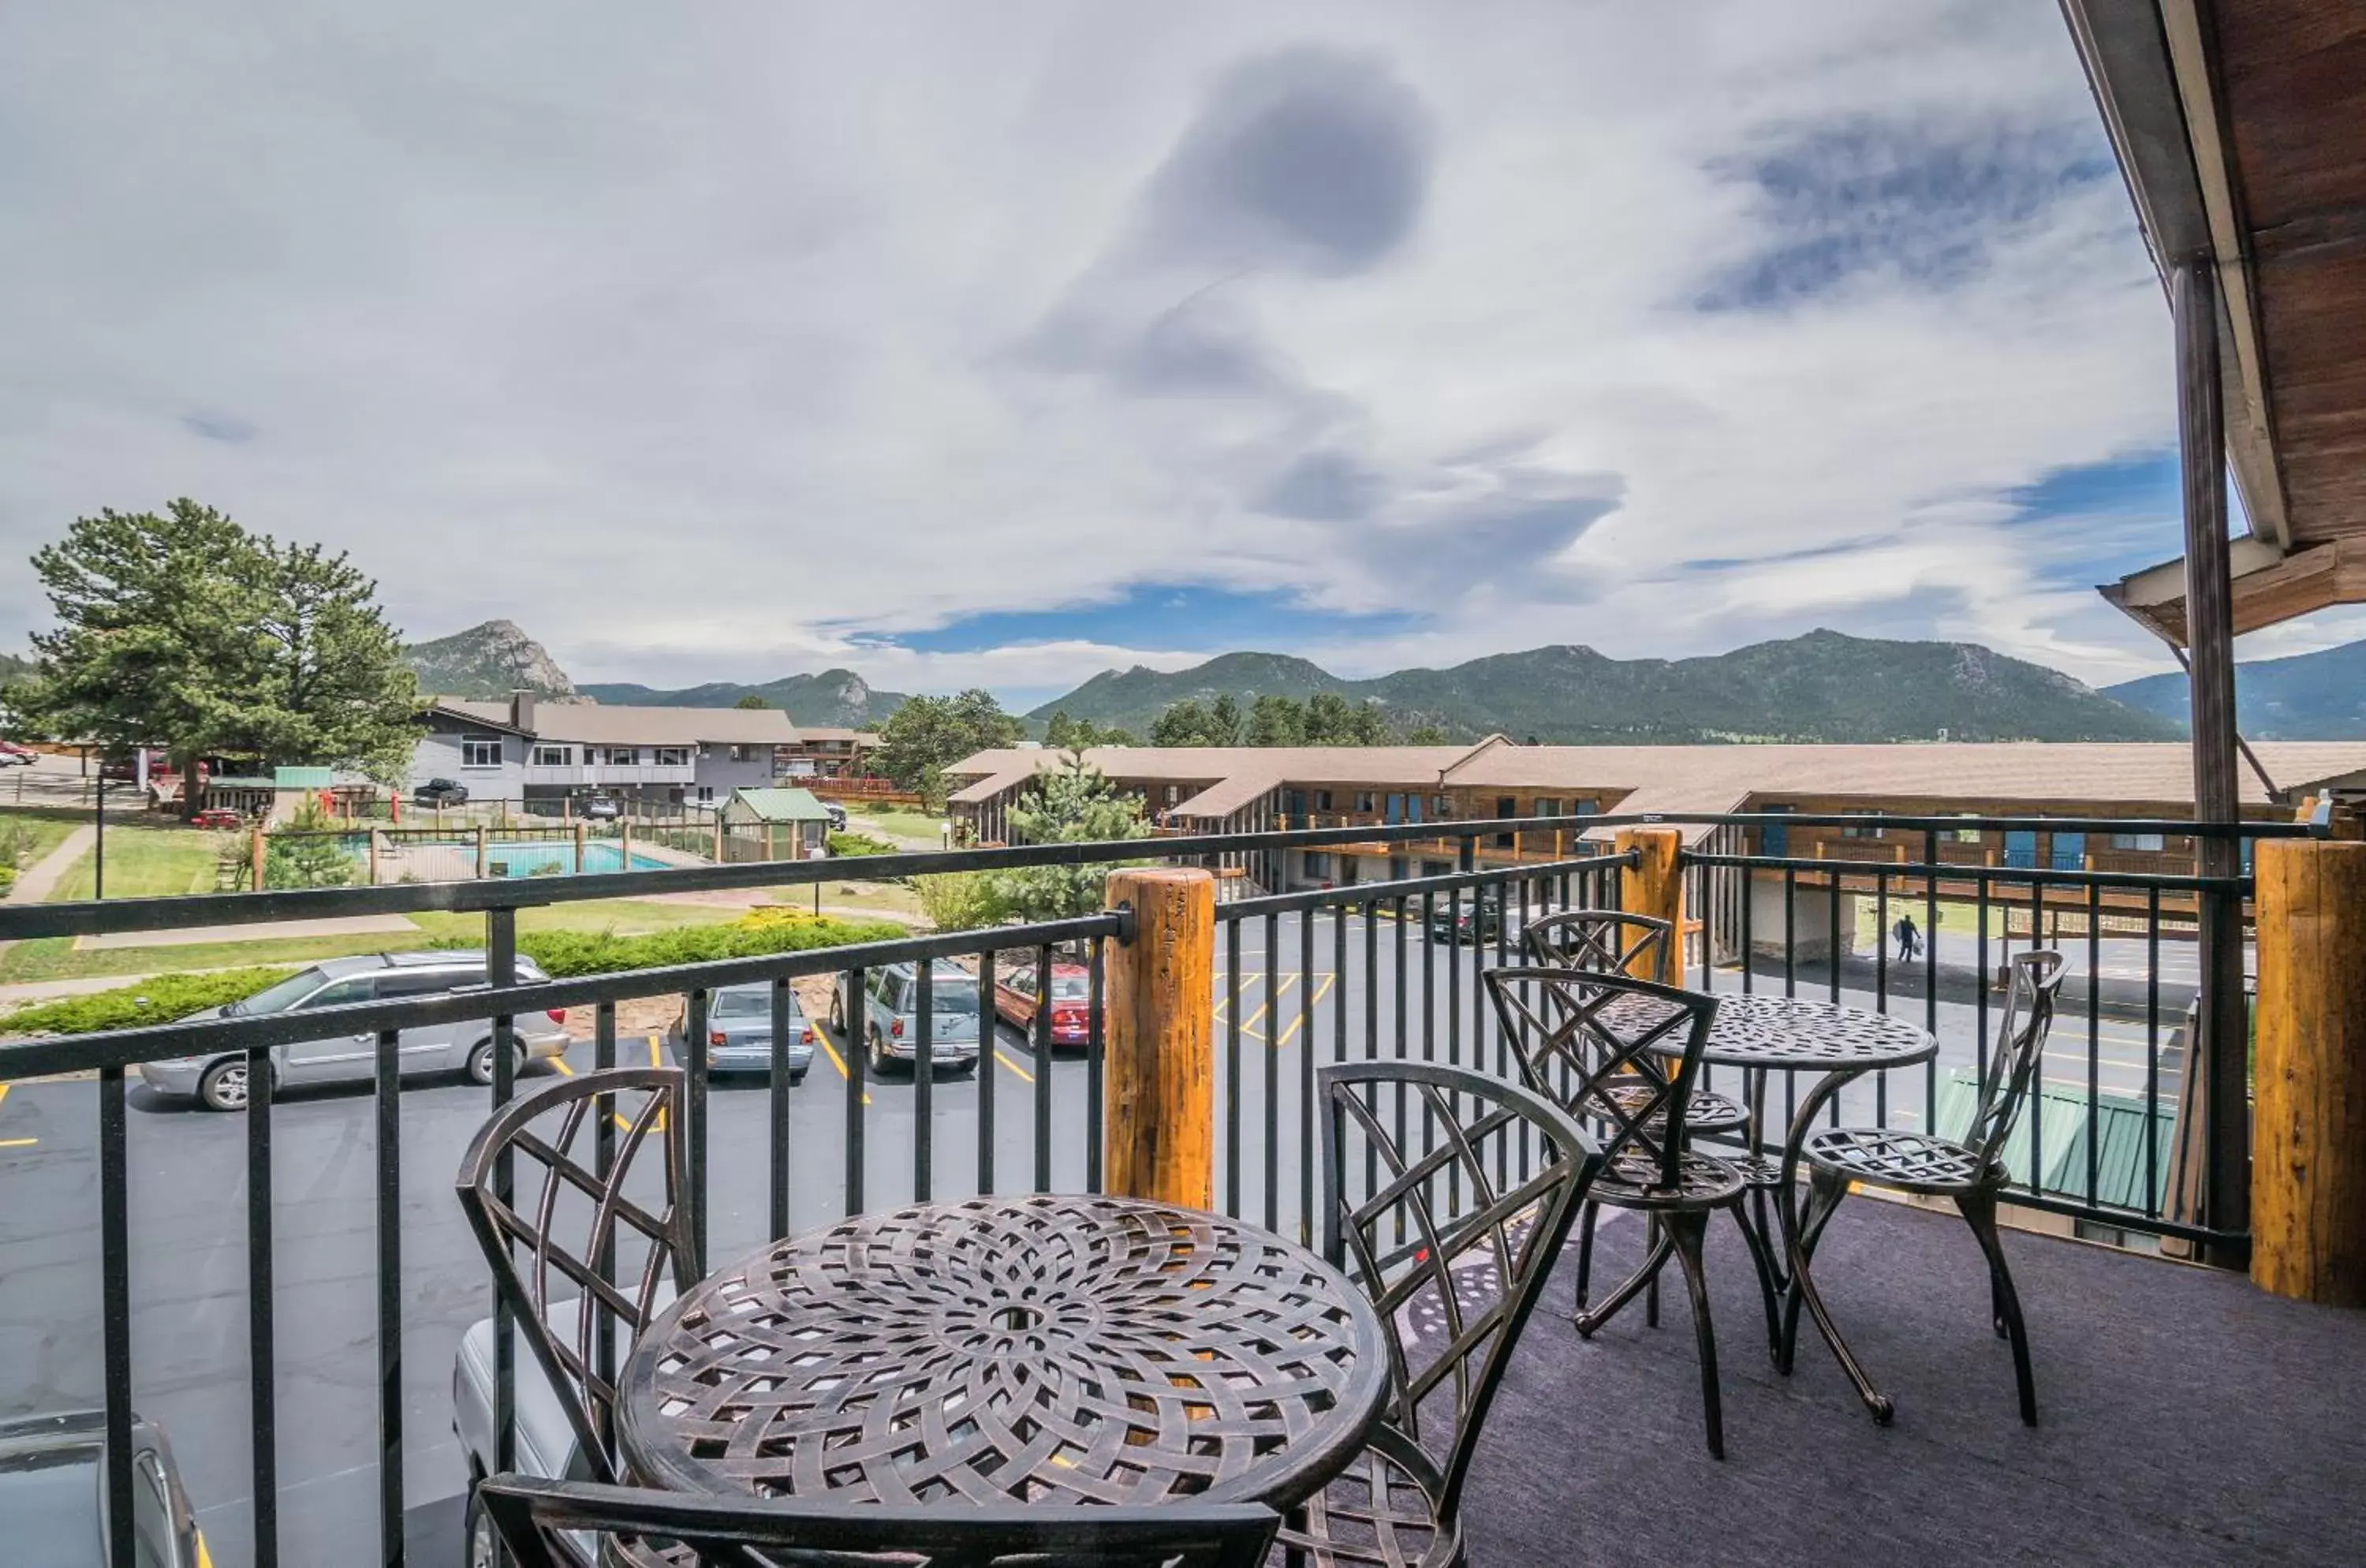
[2064, 0, 2366, 646]
[2099, 536, 2366, 646]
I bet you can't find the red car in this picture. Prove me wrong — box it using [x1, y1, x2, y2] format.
[191, 807, 245, 830]
[992, 961, 1092, 1047]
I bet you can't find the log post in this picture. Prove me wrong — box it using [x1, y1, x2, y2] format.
[250, 828, 267, 891]
[476, 825, 489, 879]
[2251, 838, 2366, 1305]
[1616, 825, 1685, 979]
[1103, 867, 1216, 1208]
[574, 819, 587, 874]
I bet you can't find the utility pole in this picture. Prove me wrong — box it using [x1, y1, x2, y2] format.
[92, 769, 105, 901]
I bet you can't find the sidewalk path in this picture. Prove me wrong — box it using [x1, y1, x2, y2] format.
[4, 823, 94, 905]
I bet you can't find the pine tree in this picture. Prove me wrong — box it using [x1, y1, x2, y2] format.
[263, 800, 356, 890]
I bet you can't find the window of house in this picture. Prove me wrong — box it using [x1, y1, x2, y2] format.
[1421, 859, 1454, 879]
[1313, 790, 1334, 812]
[1304, 852, 1334, 880]
[601, 746, 640, 766]
[1840, 812, 1885, 839]
[532, 745, 573, 767]
[730, 745, 753, 762]
[1164, 785, 1181, 805]
[1953, 816, 1983, 844]
[697, 786, 715, 802]
[1353, 792, 1376, 813]
[1388, 857, 1409, 881]
[1535, 797, 1566, 817]
[1432, 795, 1452, 818]
[654, 747, 690, 767]
[2111, 831, 2167, 852]
[461, 736, 502, 768]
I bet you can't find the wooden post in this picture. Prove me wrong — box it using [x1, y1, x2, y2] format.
[368, 831, 380, 885]
[1616, 825, 1685, 978]
[250, 828, 266, 891]
[1103, 867, 1216, 1208]
[2251, 838, 2366, 1305]
[573, 819, 586, 873]
[620, 818, 632, 868]
[476, 825, 489, 879]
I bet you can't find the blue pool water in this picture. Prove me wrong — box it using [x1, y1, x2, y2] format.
[363, 840, 675, 877]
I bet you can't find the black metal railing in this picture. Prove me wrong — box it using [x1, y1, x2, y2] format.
[0, 807, 2316, 1568]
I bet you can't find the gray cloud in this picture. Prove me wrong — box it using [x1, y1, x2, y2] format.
[181, 412, 258, 443]
[1136, 46, 1435, 277]
[1258, 449, 1385, 521]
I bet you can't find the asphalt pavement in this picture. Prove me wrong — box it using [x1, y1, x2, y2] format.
[0, 905, 2192, 1567]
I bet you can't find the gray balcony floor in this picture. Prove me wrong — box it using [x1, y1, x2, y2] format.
[1465, 1197, 2366, 1566]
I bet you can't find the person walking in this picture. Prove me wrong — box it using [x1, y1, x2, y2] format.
[1894, 913, 1921, 962]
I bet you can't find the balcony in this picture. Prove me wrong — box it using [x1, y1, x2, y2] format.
[519, 761, 696, 787]
[0, 808, 2351, 1566]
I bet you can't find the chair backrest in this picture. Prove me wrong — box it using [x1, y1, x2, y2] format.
[478, 1475, 1281, 1568]
[1966, 950, 2067, 1166]
[454, 1068, 699, 1485]
[1521, 909, 1675, 982]
[1483, 966, 1719, 1190]
[1317, 1060, 1601, 1523]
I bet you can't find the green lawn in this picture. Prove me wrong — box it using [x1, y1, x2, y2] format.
[47, 823, 227, 902]
[0, 895, 753, 987]
[843, 805, 947, 849]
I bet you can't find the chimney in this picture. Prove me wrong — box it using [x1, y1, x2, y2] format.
[509, 688, 537, 734]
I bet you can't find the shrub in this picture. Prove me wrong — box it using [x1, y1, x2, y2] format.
[0, 967, 299, 1038]
[826, 831, 895, 858]
[913, 870, 1009, 933]
[502, 910, 908, 979]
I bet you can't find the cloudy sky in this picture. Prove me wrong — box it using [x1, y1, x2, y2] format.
[6, 0, 2363, 707]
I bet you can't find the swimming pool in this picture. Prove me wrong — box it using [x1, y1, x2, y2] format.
[359, 840, 676, 877]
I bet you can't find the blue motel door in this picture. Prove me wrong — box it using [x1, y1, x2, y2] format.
[2050, 832, 2085, 872]
[2004, 831, 2038, 869]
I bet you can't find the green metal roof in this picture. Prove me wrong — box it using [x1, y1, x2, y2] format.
[1934, 1071, 2175, 1217]
[726, 786, 830, 822]
[273, 766, 338, 789]
[206, 775, 276, 790]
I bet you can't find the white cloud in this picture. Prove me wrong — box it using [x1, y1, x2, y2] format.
[0, 0, 2223, 696]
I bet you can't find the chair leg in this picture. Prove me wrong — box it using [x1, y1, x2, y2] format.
[1666, 1210, 1725, 1460]
[1956, 1187, 2037, 1427]
[1778, 1167, 1849, 1374]
[1574, 1217, 1674, 1340]
[1573, 1201, 1600, 1316]
[1645, 1216, 1661, 1330]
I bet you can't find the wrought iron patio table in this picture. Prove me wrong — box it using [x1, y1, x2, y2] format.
[616, 1193, 1394, 1528]
[1617, 992, 1938, 1422]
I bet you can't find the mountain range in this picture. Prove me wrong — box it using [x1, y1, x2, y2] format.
[2103, 638, 2366, 739]
[579, 671, 910, 730]
[1030, 632, 2183, 745]
[396, 615, 2366, 745]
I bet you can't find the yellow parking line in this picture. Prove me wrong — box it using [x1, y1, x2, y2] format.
[815, 1034, 874, 1105]
[1310, 974, 1337, 1006]
[551, 1055, 576, 1077]
[0, 1137, 35, 1150]
[995, 1051, 1035, 1084]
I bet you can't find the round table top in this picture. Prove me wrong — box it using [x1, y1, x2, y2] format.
[1608, 991, 1936, 1071]
[618, 1194, 1392, 1513]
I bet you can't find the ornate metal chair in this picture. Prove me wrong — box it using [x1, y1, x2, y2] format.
[477, 1475, 1282, 1568]
[1297, 1061, 1602, 1566]
[454, 1068, 701, 1565]
[1483, 966, 1761, 1457]
[1517, 910, 1769, 1341]
[1788, 950, 2067, 1425]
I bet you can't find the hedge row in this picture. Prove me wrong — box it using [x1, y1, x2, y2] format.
[468, 909, 909, 980]
[0, 967, 299, 1038]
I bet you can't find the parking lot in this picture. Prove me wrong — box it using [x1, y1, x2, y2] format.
[0, 905, 2189, 1566]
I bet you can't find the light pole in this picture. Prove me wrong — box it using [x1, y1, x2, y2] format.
[92, 767, 104, 901]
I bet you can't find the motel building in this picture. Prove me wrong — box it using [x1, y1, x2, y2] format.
[948, 736, 2366, 962]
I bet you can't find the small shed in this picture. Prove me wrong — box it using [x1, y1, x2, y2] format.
[719, 786, 832, 863]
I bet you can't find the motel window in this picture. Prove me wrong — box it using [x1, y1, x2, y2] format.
[1165, 786, 1181, 805]
[1840, 812, 1886, 839]
[1535, 797, 1566, 817]
[2111, 831, 2167, 853]
[1354, 792, 1377, 813]
[730, 745, 753, 762]
[532, 745, 573, 767]
[1314, 790, 1334, 812]
[654, 747, 691, 767]
[1304, 852, 1334, 880]
[1421, 860, 1454, 879]
[461, 736, 502, 768]
[601, 746, 640, 766]
[1433, 795, 1453, 818]
[1953, 815, 1983, 844]
[1389, 857, 1409, 881]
